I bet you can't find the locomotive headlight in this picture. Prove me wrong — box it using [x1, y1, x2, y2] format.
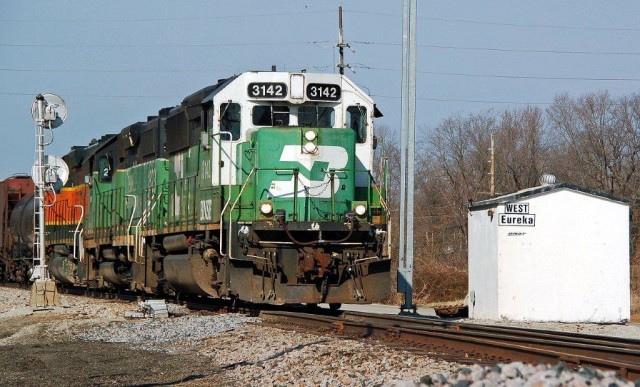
[303, 141, 318, 154]
[304, 130, 317, 141]
[354, 204, 367, 217]
[260, 202, 273, 216]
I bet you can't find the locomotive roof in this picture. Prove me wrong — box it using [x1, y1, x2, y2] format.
[200, 71, 371, 105]
[201, 75, 238, 104]
[80, 134, 118, 162]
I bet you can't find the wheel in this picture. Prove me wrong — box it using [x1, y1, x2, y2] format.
[329, 303, 342, 311]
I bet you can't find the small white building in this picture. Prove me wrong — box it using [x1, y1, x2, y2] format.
[467, 183, 630, 322]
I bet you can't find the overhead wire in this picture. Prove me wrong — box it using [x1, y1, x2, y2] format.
[349, 64, 640, 82]
[344, 10, 640, 32]
[351, 41, 640, 57]
[0, 41, 332, 48]
[4, 66, 638, 82]
[371, 94, 552, 105]
[0, 10, 336, 23]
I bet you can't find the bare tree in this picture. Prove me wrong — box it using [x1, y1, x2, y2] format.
[495, 106, 548, 192]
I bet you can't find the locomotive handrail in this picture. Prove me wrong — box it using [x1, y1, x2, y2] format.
[134, 189, 163, 262]
[212, 130, 234, 231]
[78, 228, 84, 264]
[125, 194, 137, 262]
[43, 185, 57, 207]
[72, 204, 84, 262]
[220, 167, 255, 259]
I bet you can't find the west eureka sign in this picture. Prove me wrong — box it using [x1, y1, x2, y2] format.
[498, 202, 536, 226]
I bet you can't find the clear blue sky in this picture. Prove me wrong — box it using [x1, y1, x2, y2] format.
[2, 1, 640, 179]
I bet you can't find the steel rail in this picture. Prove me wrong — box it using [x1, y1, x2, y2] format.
[259, 310, 640, 380]
[341, 311, 640, 363]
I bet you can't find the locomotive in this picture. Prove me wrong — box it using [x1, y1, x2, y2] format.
[1, 71, 390, 307]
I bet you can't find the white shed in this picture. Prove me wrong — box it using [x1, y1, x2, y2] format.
[467, 183, 630, 322]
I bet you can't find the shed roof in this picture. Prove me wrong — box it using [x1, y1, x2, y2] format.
[468, 183, 629, 211]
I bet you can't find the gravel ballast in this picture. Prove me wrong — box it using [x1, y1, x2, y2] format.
[1, 287, 639, 385]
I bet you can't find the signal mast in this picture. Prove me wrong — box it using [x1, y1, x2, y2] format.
[28, 93, 68, 309]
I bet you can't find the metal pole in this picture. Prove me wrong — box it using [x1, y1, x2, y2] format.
[490, 133, 495, 196]
[29, 93, 62, 309]
[34, 95, 48, 281]
[338, 4, 345, 75]
[398, 0, 417, 313]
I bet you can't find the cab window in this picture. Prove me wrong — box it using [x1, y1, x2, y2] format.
[298, 106, 334, 127]
[346, 105, 367, 143]
[252, 105, 290, 126]
[220, 103, 241, 140]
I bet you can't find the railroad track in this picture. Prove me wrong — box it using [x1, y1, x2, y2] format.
[259, 310, 640, 380]
[4, 282, 639, 379]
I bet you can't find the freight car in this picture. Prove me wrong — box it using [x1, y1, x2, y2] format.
[0, 175, 35, 282]
[6, 71, 390, 307]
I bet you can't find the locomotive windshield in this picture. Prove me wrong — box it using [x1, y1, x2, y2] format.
[252, 105, 290, 126]
[252, 104, 335, 128]
[298, 106, 334, 127]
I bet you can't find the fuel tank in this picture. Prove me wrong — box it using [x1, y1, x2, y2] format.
[99, 261, 131, 287]
[163, 253, 218, 297]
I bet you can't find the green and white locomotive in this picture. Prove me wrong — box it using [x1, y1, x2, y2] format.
[53, 71, 390, 306]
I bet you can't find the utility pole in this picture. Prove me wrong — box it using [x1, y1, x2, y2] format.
[490, 133, 495, 196]
[336, 4, 353, 75]
[398, 0, 417, 314]
[338, 4, 344, 75]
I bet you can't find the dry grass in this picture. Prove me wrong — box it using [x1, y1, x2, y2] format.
[631, 298, 640, 322]
[412, 259, 468, 305]
[631, 263, 640, 322]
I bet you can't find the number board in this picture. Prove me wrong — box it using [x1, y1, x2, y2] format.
[306, 83, 341, 101]
[248, 83, 287, 98]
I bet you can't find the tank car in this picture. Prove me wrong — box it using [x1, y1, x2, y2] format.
[0, 175, 35, 282]
[38, 71, 391, 306]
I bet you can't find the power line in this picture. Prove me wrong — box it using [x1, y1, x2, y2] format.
[0, 41, 332, 48]
[3, 65, 639, 83]
[352, 40, 640, 56]
[344, 10, 640, 32]
[5, 37, 638, 58]
[371, 94, 552, 105]
[0, 67, 226, 74]
[0, 92, 176, 98]
[351, 64, 640, 82]
[0, 10, 335, 23]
